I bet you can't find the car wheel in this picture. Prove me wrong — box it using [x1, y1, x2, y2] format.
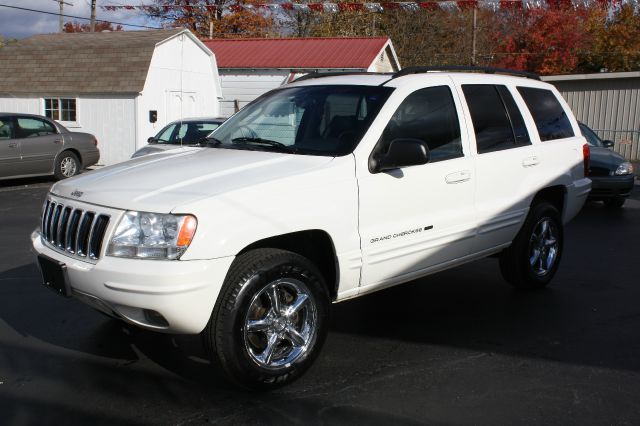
[203, 248, 329, 390]
[54, 151, 80, 180]
[499, 202, 563, 289]
[604, 197, 625, 208]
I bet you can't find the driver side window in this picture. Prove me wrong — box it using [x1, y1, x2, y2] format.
[380, 86, 463, 163]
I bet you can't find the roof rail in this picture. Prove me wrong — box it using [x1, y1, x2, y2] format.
[292, 71, 390, 83]
[393, 66, 541, 81]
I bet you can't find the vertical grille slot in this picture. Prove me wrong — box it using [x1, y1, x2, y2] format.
[66, 210, 82, 253]
[76, 212, 95, 257]
[57, 207, 71, 248]
[49, 204, 62, 244]
[45, 202, 56, 242]
[89, 215, 110, 259]
[40, 199, 110, 261]
[41, 200, 50, 235]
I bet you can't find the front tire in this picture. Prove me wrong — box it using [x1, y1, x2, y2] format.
[54, 151, 80, 180]
[499, 202, 563, 289]
[203, 248, 329, 390]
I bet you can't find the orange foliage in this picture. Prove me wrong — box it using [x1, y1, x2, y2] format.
[489, 9, 589, 75]
[145, 0, 275, 39]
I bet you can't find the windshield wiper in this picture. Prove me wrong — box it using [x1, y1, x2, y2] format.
[231, 137, 296, 153]
[199, 136, 223, 147]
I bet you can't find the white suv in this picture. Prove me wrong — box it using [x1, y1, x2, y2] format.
[32, 68, 591, 389]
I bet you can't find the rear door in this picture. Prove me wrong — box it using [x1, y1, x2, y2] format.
[15, 116, 61, 175]
[454, 80, 538, 253]
[0, 116, 22, 178]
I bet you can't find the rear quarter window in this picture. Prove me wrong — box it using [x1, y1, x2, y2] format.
[517, 87, 574, 141]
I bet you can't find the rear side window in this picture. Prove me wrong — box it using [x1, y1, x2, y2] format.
[16, 117, 56, 139]
[462, 84, 530, 154]
[380, 85, 462, 162]
[517, 87, 574, 141]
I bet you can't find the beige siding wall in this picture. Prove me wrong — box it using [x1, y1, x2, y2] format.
[368, 46, 399, 73]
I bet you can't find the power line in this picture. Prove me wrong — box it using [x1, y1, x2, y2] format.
[0, 3, 162, 29]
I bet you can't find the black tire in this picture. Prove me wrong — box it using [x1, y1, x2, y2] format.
[603, 197, 625, 208]
[203, 248, 329, 390]
[499, 202, 563, 289]
[54, 151, 80, 180]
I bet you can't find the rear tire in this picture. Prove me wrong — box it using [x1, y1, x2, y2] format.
[499, 202, 563, 289]
[54, 151, 80, 180]
[604, 197, 625, 208]
[202, 248, 329, 390]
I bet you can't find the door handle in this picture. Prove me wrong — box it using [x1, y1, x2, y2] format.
[522, 156, 540, 167]
[445, 170, 471, 184]
[8, 142, 18, 148]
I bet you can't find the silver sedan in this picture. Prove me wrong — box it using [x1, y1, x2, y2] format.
[0, 113, 99, 181]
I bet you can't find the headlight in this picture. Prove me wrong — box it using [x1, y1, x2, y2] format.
[615, 162, 634, 175]
[107, 211, 197, 260]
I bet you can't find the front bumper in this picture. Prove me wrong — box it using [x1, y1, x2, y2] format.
[32, 230, 234, 334]
[588, 174, 635, 200]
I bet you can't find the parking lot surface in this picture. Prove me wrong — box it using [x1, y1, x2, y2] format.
[1, 178, 639, 425]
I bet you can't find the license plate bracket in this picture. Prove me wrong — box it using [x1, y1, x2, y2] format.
[38, 254, 71, 298]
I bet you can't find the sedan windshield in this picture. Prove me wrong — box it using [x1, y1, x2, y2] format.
[209, 85, 394, 156]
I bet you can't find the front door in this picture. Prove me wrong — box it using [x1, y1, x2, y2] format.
[357, 82, 476, 292]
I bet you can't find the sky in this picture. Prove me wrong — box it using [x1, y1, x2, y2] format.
[0, 0, 161, 39]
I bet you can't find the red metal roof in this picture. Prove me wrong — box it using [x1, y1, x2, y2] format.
[204, 37, 390, 69]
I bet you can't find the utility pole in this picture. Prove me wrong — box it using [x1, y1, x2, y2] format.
[471, 7, 477, 66]
[51, 0, 74, 32]
[90, 0, 97, 32]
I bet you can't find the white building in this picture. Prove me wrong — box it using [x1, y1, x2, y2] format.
[204, 37, 401, 117]
[0, 29, 222, 165]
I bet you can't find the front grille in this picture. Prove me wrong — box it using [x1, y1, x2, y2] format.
[41, 200, 110, 260]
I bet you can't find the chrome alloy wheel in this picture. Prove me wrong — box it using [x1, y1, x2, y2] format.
[243, 278, 317, 370]
[60, 156, 77, 177]
[528, 217, 559, 276]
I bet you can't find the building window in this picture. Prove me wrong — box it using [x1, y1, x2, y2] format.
[44, 98, 77, 122]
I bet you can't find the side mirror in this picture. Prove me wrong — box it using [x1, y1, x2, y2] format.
[602, 140, 614, 148]
[147, 137, 156, 144]
[370, 138, 430, 173]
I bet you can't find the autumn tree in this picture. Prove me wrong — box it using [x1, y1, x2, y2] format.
[580, 5, 640, 72]
[487, 8, 590, 75]
[63, 21, 123, 32]
[143, 0, 277, 38]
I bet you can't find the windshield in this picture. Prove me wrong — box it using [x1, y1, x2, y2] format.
[210, 85, 394, 156]
[579, 124, 604, 147]
[154, 121, 221, 145]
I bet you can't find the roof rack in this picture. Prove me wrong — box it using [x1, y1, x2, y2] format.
[393, 66, 540, 81]
[292, 71, 389, 83]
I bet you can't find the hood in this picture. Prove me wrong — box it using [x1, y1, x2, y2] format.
[590, 146, 626, 171]
[51, 147, 333, 213]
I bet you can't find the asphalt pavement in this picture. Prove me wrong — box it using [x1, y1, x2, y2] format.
[1, 177, 639, 426]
